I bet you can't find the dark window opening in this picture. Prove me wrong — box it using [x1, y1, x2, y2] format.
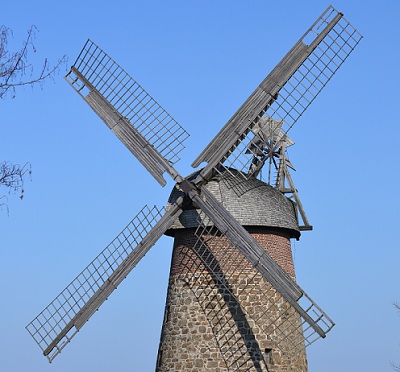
[265, 348, 272, 364]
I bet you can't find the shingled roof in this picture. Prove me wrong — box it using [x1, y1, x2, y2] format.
[166, 170, 300, 239]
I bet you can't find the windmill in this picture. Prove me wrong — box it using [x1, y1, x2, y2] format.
[26, 5, 362, 371]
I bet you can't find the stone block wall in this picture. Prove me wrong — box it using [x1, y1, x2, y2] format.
[156, 227, 308, 371]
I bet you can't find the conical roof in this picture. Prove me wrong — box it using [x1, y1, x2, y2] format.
[166, 170, 300, 239]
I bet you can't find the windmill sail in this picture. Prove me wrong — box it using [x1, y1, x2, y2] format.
[184, 184, 334, 340]
[26, 203, 182, 362]
[65, 39, 189, 186]
[180, 216, 329, 368]
[192, 5, 362, 182]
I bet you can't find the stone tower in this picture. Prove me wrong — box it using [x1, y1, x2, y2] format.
[156, 171, 308, 371]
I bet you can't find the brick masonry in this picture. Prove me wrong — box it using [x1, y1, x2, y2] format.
[156, 227, 308, 371]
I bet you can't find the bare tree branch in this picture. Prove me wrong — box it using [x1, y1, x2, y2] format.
[392, 302, 400, 371]
[0, 25, 67, 99]
[0, 161, 31, 213]
[0, 161, 31, 198]
[391, 361, 400, 372]
[1, 25, 66, 212]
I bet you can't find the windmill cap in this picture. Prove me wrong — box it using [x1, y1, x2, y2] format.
[165, 170, 300, 239]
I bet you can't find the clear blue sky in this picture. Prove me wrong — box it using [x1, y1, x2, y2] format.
[2, 1, 399, 371]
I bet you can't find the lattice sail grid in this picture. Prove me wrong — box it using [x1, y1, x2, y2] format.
[65, 39, 189, 166]
[179, 214, 333, 367]
[26, 205, 164, 362]
[215, 6, 362, 180]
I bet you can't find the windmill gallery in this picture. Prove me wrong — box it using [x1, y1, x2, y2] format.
[26, 5, 362, 371]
